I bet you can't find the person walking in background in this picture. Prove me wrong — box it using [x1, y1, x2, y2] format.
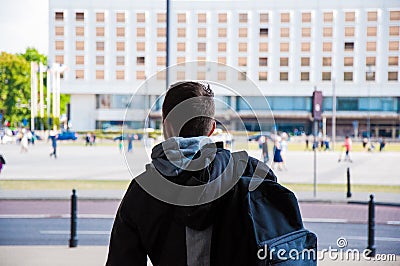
[280, 133, 288, 170]
[338, 136, 352, 163]
[305, 135, 309, 150]
[91, 133, 96, 145]
[0, 154, 5, 174]
[272, 138, 283, 171]
[379, 138, 386, 152]
[261, 136, 269, 164]
[20, 129, 29, 153]
[85, 133, 91, 146]
[127, 134, 133, 153]
[49, 127, 58, 159]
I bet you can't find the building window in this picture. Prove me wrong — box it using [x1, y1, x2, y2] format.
[177, 13, 186, 23]
[344, 72, 353, 81]
[96, 12, 104, 22]
[75, 70, 84, 79]
[260, 28, 268, 37]
[177, 71, 185, 80]
[366, 71, 375, 81]
[96, 27, 104, 37]
[323, 12, 333, 23]
[390, 11, 400, 21]
[344, 57, 353, 66]
[301, 72, 309, 81]
[55, 12, 63, 21]
[157, 28, 166, 37]
[197, 71, 206, 80]
[367, 27, 377, 37]
[389, 56, 399, 66]
[388, 72, 398, 81]
[55, 55, 64, 64]
[322, 72, 331, 81]
[157, 42, 166, 51]
[157, 71, 166, 80]
[218, 13, 227, 23]
[75, 27, 84, 36]
[157, 13, 166, 23]
[198, 28, 207, 38]
[218, 42, 226, 52]
[239, 13, 248, 23]
[136, 71, 145, 80]
[95, 42, 104, 51]
[280, 12, 290, 23]
[198, 13, 207, 23]
[116, 56, 124, 66]
[323, 42, 332, 52]
[116, 70, 125, 80]
[280, 57, 288, 67]
[280, 42, 289, 52]
[137, 28, 145, 37]
[259, 72, 267, 81]
[238, 72, 247, 80]
[116, 42, 125, 51]
[218, 71, 226, 81]
[280, 28, 290, 38]
[96, 70, 104, 80]
[238, 43, 247, 52]
[198, 43, 206, 52]
[301, 42, 310, 52]
[239, 28, 247, 38]
[323, 57, 331, 66]
[177, 42, 186, 52]
[301, 57, 310, 66]
[137, 56, 145, 65]
[302, 28, 311, 37]
[389, 26, 400, 36]
[302, 12, 311, 23]
[218, 28, 227, 38]
[157, 56, 166, 66]
[137, 42, 145, 51]
[259, 42, 268, 52]
[366, 42, 376, 52]
[389, 41, 399, 51]
[259, 57, 268, 66]
[116, 12, 125, 23]
[76, 41, 85, 51]
[367, 11, 377, 22]
[323, 27, 333, 37]
[177, 57, 185, 64]
[345, 11, 355, 22]
[96, 56, 104, 65]
[55, 27, 64, 36]
[280, 72, 289, 81]
[260, 13, 268, 23]
[345, 27, 354, 37]
[238, 57, 247, 66]
[177, 28, 186, 38]
[366, 57, 376, 66]
[344, 42, 354, 51]
[116, 27, 125, 37]
[76, 12, 84, 22]
[218, 57, 226, 64]
[137, 13, 145, 23]
[196, 57, 205, 66]
[75, 55, 84, 65]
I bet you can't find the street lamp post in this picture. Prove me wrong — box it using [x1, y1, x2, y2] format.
[332, 77, 336, 151]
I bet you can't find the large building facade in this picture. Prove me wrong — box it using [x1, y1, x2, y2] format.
[49, 0, 400, 137]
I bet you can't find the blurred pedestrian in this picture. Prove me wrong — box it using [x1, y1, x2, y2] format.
[261, 136, 269, 164]
[362, 138, 368, 149]
[0, 154, 5, 174]
[379, 138, 386, 152]
[305, 135, 309, 150]
[272, 138, 283, 171]
[91, 133, 96, 145]
[127, 134, 133, 152]
[338, 136, 352, 163]
[20, 129, 29, 153]
[49, 127, 58, 159]
[85, 133, 91, 146]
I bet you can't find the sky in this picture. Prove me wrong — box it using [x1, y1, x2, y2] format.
[0, 0, 49, 55]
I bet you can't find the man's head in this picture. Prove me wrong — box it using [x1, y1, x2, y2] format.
[162, 81, 216, 139]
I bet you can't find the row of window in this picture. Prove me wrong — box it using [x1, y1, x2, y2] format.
[54, 10, 400, 24]
[71, 68, 398, 82]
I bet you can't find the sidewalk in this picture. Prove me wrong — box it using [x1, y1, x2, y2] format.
[1, 246, 398, 266]
[0, 189, 399, 205]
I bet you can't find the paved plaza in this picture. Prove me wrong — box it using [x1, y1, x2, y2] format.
[0, 141, 399, 185]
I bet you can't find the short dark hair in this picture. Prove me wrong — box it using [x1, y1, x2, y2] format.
[162, 81, 215, 137]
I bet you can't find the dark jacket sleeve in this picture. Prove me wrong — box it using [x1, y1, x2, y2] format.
[106, 184, 147, 266]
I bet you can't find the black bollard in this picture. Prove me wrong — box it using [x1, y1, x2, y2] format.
[69, 189, 78, 248]
[346, 167, 352, 198]
[366, 194, 376, 257]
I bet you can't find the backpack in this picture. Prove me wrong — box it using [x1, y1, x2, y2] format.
[231, 151, 317, 265]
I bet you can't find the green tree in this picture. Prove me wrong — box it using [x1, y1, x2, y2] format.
[0, 52, 31, 126]
[19, 47, 47, 65]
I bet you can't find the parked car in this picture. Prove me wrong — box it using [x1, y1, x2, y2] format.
[57, 131, 78, 141]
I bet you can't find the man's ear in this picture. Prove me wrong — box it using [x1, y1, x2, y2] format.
[207, 121, 216, 137]
[163, 119, 175, 139]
